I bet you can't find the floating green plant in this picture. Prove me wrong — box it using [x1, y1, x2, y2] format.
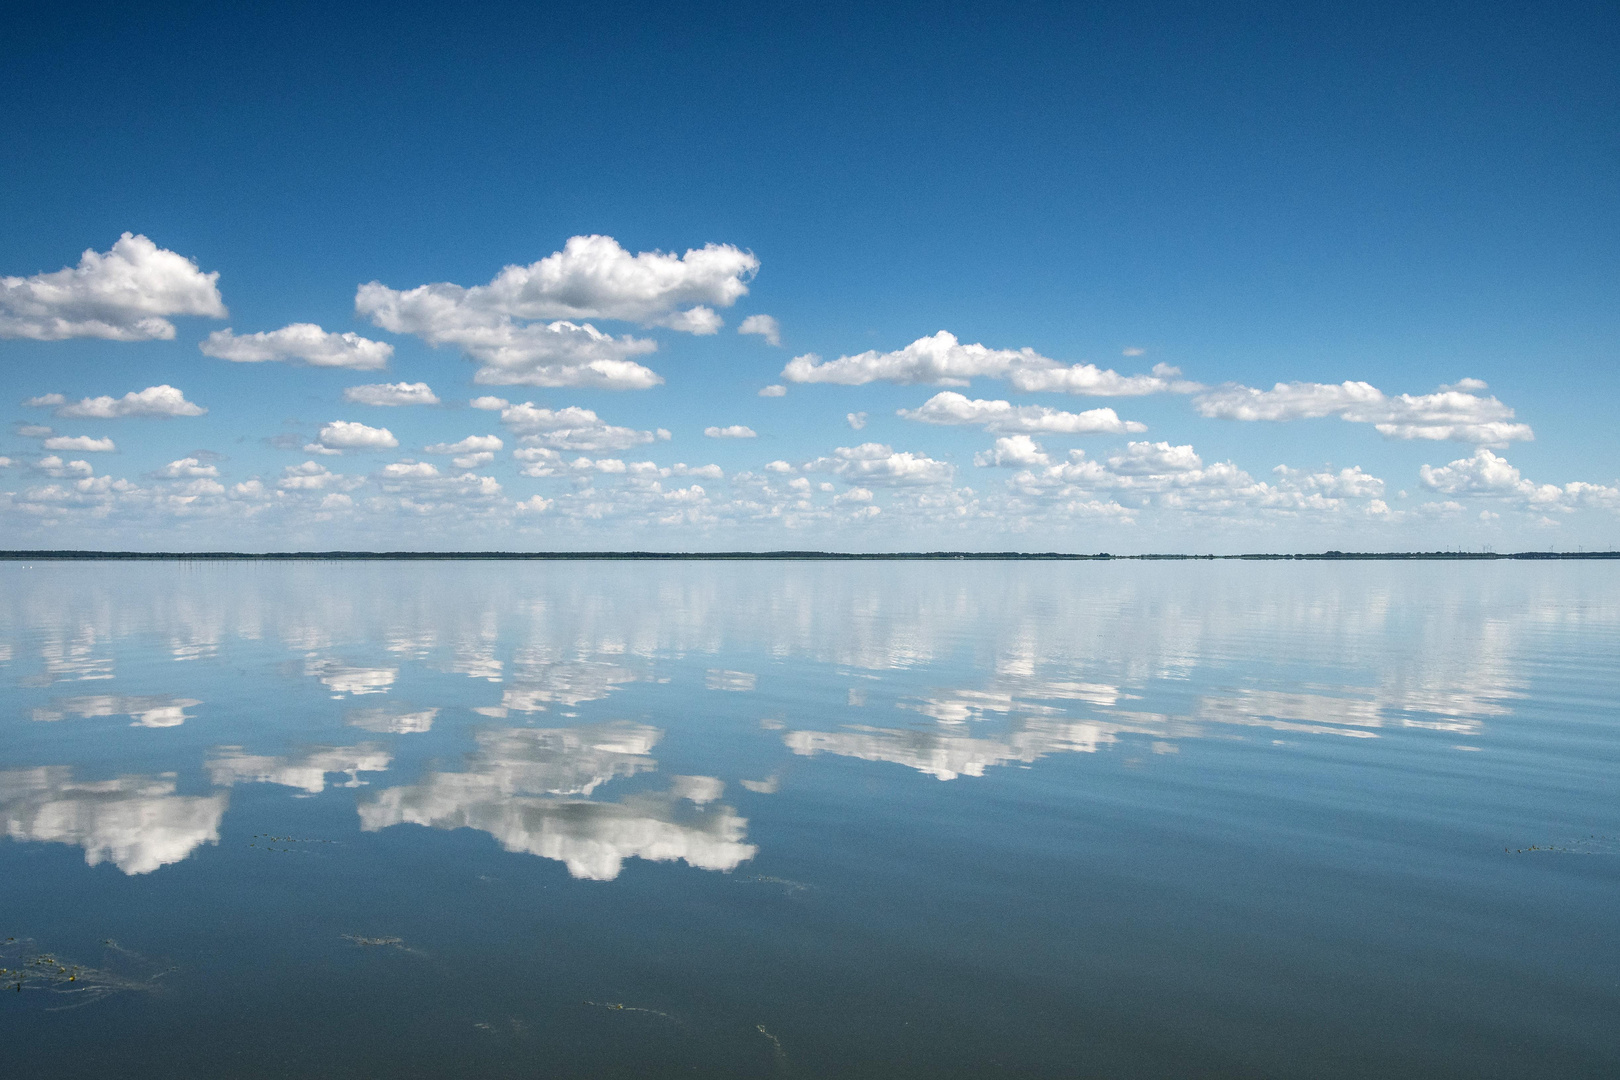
[1505, 834, 1619, 855]
[583, 999, 676, 1020]
[1, 938, 171, 1009]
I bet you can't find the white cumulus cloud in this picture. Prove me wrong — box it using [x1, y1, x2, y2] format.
[442, 234, 756, 328]
[314, 421, 399, 451]
[782, 330, 1183, 395]
[899, 391, 1147, 435]
[42, 435, 116, 452]
[975, 435, 1051, 468]
[278, 461, 363, 491]
[356, 286, 661, 390]
[354, 236, 756, 390]
[343, 382, 440, 406]
[425, 435, 502, 469]
[425, 435, 503, 454]
[1005, 438, 1403, 521]
[805, 443, 954, 486]
[704, 425, 757, 438]
[29, 384, 205, 419]
[154, 457, 220, 479]
[1419, 448, 1619, 511]
[758, 384, 786, 397]
[738, 314, 781, 346]
[0, 233, 226, 342]
[1194, 380, 1533, 445]
[493, 402, 666, 452]
[200, 323, 392, 369]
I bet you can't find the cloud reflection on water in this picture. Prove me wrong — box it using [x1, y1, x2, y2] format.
[359, 722, 756, 880]
[0, 766, 226, 874]
[207, 744, 393, 793]
[0, 562, 1582, 874]
[32, 694, 202, 727]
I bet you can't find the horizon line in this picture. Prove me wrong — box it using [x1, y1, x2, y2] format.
[1, 550, 1617, 562]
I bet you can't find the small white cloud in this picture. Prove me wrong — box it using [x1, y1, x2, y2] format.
[470, 396, 509, 410]
[1106, 441, 1203, 475]
[343, 382, 439, 407]
[396, 234, 757, 327]
[515, 494, 553, 514]
[33, 455, 94, 477]
[764, 460, 795, 474]
[1195, 380, 1532, 444]
[975, 435, 1050, 468]
[846, 411, 867, 430]
[667, 462, 723, 480]
[316, 421, 398, 451]
[278, 461, 365, 492]
[899, 391, 1146, 435]
[32, 384, 205, 418]
[359, 292, 663, 389]
[425, 435, 503, 455]
[784, 330, 1181, 396]
[495, 402, 661, 452]
[154, 457, 219, 479]
[512, 446, 563, 477]
[805, 443, 954, 487]
[704, 425, 757, 439]
[1122, 347, 1145, 356]
[354, 236, 758, 390]
[738, 314, 781, 346]
[381, 461, 440, 479]
[1418, 447, 1619, 512]
[43, 435, 116, 452]
[0, 233, 226, 341]
[758, 385, 786, 397]
[201, 324, 392, 369]
[1417, 449, 1527, 495]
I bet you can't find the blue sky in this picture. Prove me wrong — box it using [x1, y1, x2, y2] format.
[2, 0, 1616, 551]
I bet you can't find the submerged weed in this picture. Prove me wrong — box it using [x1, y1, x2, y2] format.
[1, 938, 172, 1009]
[1505, 834, 1620, 855]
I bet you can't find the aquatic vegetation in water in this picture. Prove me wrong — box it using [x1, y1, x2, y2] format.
[584, 999, 677, 1020]
[757, 1024, 790, 1072]
[1505, 834, 1619, 855]
[340, 934, 425, 956]
[736, 874, 812, 896]
[0, 937, 171, 1008]
[248, 834, 340, 854]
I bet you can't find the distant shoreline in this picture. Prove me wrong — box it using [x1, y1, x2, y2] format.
[1, 550, 1616, 562]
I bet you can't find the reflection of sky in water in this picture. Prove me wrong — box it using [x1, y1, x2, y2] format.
[0, 766, 227, 874]
[1, 562, 1617, 1076]
[0, 561, 1587, 861]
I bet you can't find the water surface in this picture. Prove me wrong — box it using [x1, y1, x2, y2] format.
[2, 561, 1617, 1077]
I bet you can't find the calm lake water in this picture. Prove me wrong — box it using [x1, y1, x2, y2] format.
[2, 560, 1617, 1078]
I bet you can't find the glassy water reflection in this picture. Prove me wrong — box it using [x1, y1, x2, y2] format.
[1, 561, 1617, 1077]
